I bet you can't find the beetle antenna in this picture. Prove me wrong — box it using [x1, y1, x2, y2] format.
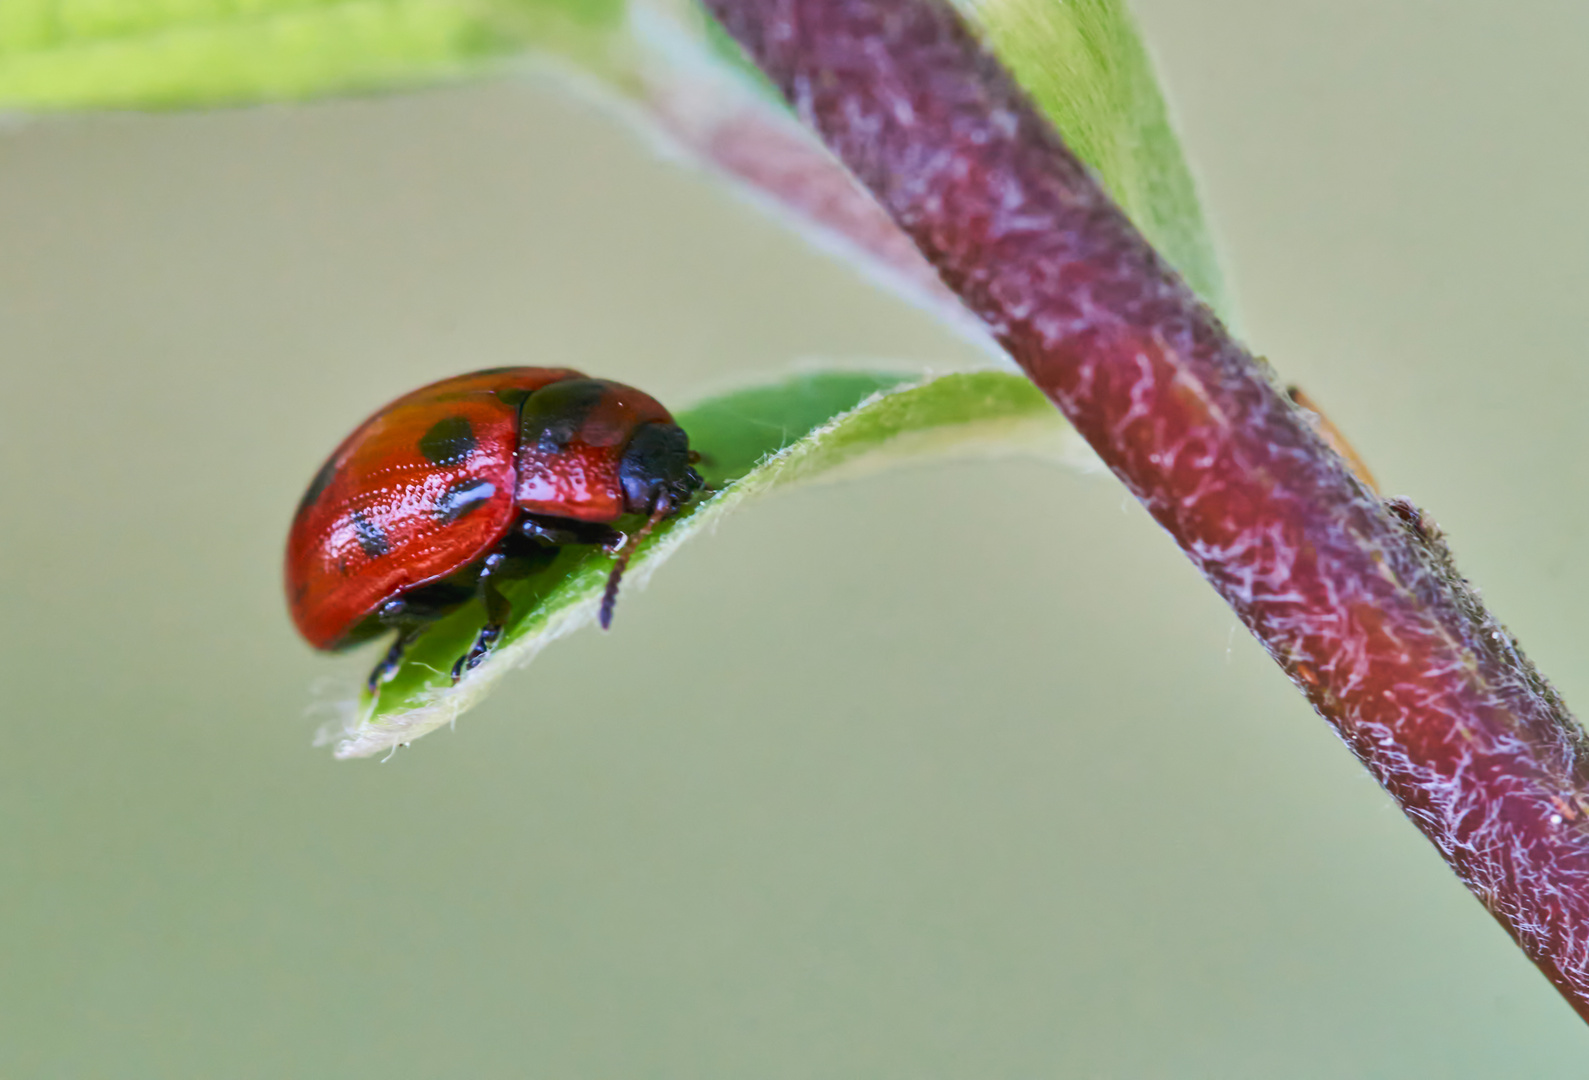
[600, 498, 671, 630]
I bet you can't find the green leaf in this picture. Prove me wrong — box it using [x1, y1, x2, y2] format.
[0, 0, 628, 108]
[318, 369, 1076, 758]
[0, 0, 1228, 331]
[955, 0, 1231, 319]
[0, 0, 1227, 330]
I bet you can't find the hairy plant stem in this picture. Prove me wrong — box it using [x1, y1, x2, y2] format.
[703, 0, 1589, 1020]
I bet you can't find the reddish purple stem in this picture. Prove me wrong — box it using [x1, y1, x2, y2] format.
[703, 0, 1589, 1020]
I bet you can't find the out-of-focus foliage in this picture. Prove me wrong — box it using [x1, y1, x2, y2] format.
[0, 0, 625, 107]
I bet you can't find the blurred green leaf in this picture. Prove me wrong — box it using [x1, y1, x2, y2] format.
[321, 368, 1075, 758]
[956, 0, 1230, 318]
[0, 0, 1227, 328]
[0, 0, 627, 108]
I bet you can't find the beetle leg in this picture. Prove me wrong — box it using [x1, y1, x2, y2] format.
[368, 626, 422, 693]
[366, 582, 475, 694]
[519, 512, 625, 549]
[450, 535, 557, 682]
[451, 563, 510, 682]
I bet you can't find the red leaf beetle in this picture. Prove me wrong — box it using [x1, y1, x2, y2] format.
[285, 368, 703, 689]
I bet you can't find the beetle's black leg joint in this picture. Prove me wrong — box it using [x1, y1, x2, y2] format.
[364, 581, 475, 693]
[449, 534, 557, 682]
[368, 626, 423, 694]
[519, 512, 625, 549]
[453, 554, 510, 682]
[451, 623, 503, 682]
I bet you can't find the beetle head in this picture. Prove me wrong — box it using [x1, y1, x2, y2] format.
[618, 422, 703, 516]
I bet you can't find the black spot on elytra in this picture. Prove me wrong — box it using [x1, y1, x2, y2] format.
[296, 456, 337, 516]
[493, 387, 534, 410]
[518, 379, 608, 455]
[418, 416, 478, 466]
[434, 479, 497, 524]
[352, 511, 389, 559]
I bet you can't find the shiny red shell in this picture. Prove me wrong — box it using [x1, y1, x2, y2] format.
[285, 367, 675, 650]
[513, 377, 676, 521]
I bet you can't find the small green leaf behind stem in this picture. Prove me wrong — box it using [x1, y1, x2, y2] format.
[953, 0, 1230, 319]
[628, 0, 1232, 332]
[317, 369, 1075, 758]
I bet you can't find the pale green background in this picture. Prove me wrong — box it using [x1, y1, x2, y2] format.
[4, 0, 1589, 1074]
